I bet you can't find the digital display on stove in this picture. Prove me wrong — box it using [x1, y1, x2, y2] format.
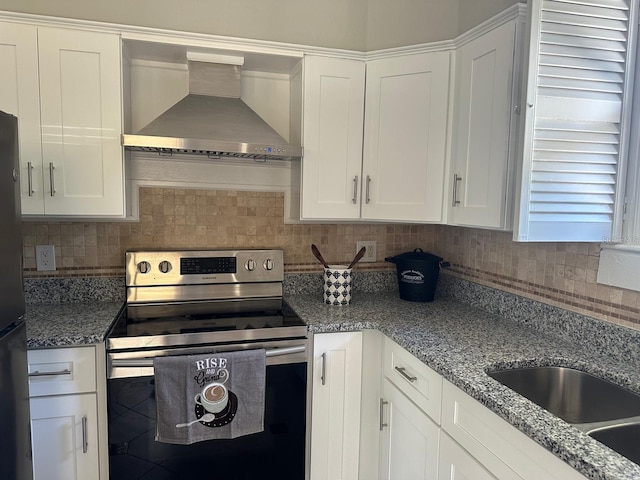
[180, 257, 236, 274]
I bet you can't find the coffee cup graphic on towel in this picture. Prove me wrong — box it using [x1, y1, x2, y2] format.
[194, 382, 229, 414]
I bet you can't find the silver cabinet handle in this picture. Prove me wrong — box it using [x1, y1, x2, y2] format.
[49, 162, 55, 197]
[321, 352, 326, 386]
[395, 366, 417, 382]
[352, 176, 359, 204]
[28, 369, 71, 377]
[82, 416, 88, 453]
[452, 174, 462, 206]
[365, 175, 372, 204]
[379, 398, 388, 431]
[27, 162, 34, 196]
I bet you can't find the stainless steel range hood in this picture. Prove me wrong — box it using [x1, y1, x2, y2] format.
[122, 59, 302, 160]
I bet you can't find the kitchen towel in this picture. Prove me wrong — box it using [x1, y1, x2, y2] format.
[154, 349, 266, 444]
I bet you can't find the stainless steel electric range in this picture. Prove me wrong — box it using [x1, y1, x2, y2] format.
[106, 249, 308, 480]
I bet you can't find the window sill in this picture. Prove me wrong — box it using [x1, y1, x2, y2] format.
[597, 244, 640, 292]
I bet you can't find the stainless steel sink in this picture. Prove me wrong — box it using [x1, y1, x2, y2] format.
[588, 423, 640, 465]
[487, 366, 640, 423]
[488, 366, 640, 464]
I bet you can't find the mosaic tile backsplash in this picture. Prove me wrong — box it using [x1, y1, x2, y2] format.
[22, 187, 640, 329]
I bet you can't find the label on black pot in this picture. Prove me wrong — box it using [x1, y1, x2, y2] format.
[400, 269, 425, 284]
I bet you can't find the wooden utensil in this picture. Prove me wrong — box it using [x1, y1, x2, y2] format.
[348, 246, 367, 269]
[311, 244, 330, 268]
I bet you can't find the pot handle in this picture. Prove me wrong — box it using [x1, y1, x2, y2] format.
[440, 261, 450, 268]
[384, 256, 397, 264]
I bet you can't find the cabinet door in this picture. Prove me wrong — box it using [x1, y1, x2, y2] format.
[30, 393, 100, 480]
[379, 378, 440, 480]
[450, 20, 517, 229]
[310, 332, 363, 480]
[301, 56, 365, 220]
[0, 22, 45, 214]
[514, 0, 635, 242]
[362, 51, 450, 222]
[438, 432, 498, 480]
[37, 27, 124, 216]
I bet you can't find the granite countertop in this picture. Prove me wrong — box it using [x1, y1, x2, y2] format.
[25, 302, 123, 348]
[285, 292, 640, 480]
[22, 287, 640, 479]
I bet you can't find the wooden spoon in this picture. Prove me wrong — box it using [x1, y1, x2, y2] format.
[311, 244, 330, 268]
[348, 246, 367, 269]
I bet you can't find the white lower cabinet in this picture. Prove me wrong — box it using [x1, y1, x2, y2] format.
[441, 380, 586, 480]
[438, 432, 497, 480]
[30, 393, 100, 480]
[310, 332, 363, 480]
[310, 332, 588, 480]
[28, 345, 108, 480]
[379, 378, 439, 480]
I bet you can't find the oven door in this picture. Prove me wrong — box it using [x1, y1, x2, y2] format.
[107, 340, 307, 480]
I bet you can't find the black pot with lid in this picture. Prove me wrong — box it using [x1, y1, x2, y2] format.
[385, 248, 449, 302]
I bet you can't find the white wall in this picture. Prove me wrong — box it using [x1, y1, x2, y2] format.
[366, 0, 458, 50]
[457, 0, 522, 35]
[0, 0, 522, 53]
[0, 0, 369, 50]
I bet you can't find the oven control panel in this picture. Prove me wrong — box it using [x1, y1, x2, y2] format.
[126, 250, 284, 286]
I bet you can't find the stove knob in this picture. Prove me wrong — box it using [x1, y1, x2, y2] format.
[137, 261, 151, 274]
[263, 258, 274, 271]
[245, 259, 257, 271]
[158, 260, 172, 273]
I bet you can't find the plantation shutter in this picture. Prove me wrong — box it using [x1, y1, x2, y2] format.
[515, 0, 636, 242]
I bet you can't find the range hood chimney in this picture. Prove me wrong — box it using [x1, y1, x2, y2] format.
[122, 53, 302, 160]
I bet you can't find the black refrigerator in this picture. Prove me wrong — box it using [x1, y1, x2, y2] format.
[0, 110, 33, 479]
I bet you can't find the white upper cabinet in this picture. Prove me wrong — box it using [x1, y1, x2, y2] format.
[299, 56, 365, 220]
[0, 22, 44, 214]
[449, 18, 519, 229]
[298, 51, 451, 222]
[0, 22, 125, 217]
[514, 0, 636, 241]
[362, 52, 451, 222]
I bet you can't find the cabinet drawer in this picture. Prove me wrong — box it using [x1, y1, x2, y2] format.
[441, 380, 586, 480]
[383, 336, 442, 423]
[28, 346, 96, 397]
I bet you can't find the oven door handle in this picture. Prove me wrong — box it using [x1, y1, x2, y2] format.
[110, 345, 306, 369]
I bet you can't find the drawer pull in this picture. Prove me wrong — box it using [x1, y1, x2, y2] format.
[29, 369, 71, 377]
[82, 416, 88, 453]
[395, 366, 417, 382]
[379, 398, 388, 431]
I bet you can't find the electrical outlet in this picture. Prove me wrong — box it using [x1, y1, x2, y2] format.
[356, 241, 377, 263]
[35, 245, 56, 271]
